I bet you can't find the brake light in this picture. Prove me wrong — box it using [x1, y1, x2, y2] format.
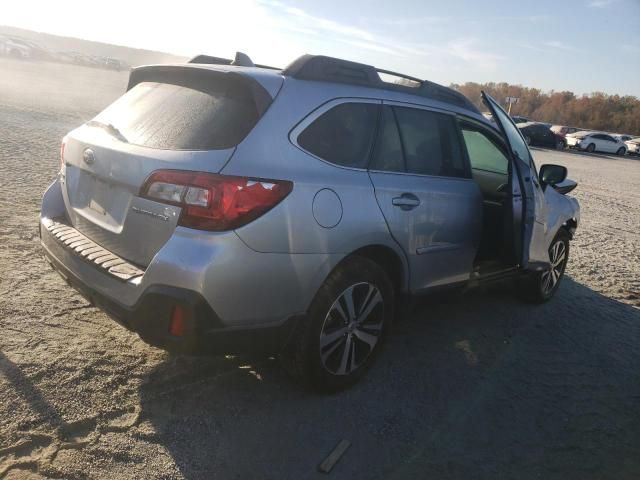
[140, 170, 293, 231]
[60, 136, 67, 171]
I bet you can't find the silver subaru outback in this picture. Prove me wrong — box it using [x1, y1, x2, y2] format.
[40, 53, 580, 391]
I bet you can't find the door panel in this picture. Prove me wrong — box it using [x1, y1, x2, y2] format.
[603, 137, 617, 153]
[481, 92, 550, 269]
[369, 103, 482, 291]
[370, 172, 482, 290]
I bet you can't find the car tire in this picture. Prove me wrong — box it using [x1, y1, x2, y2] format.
[556, 139, 565, 150]
[518, 229, 570, 304]
[586, 143, 596, 153]
[279, 256, 394, 392]
[525, 136, 532, 146]
[616, 147, 626, 156]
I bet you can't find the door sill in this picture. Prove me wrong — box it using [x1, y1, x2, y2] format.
[471, 260, 520, 283]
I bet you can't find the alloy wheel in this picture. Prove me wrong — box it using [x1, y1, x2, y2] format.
[541, 240, 566, 295]
[319, 282, 384, 376]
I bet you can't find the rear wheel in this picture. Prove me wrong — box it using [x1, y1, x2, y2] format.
[518, 230, 570, 303]
[616, 147, 626, 156]
[280, 256, 393, 392]
[586, 143, 596, 153]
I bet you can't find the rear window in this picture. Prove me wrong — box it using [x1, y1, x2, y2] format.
[297, 102, 378, 168]
[92, 80, 262, 150]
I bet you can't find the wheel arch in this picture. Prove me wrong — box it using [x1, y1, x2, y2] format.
[328, 244, 409, 299]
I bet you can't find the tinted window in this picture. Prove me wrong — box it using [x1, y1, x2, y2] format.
[603, 135, 615, 142]
[592, 134, 605, 140]
[393, 107, 466, 177]
[370, 106, 404, 172]
[461, 126, 509, 175]
[93, 81, 261, 150]
[298, 103, 378, 168]
[490, 103, 531, 166]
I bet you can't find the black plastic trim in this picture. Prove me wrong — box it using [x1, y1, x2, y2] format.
[43, 246, 298, 355]
[281, 54, 480, 114]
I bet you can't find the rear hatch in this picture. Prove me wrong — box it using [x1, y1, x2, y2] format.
[61, 65, 278, 267]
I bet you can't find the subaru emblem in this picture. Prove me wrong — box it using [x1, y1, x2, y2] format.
[83, 148, 95, 165]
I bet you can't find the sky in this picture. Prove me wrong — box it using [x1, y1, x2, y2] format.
[3, 0, 640, 96]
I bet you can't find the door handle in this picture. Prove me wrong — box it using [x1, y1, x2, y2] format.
[392, 193, 420, 210]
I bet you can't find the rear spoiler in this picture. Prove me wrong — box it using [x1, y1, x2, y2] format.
[188, 51, 281, 71]
[126, 65, 274, 115]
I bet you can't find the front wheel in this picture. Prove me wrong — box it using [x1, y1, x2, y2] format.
[586, 143, 596, 153]
[279, 256, 394, 392]
[525, 136, 532, 146]
[616, 147, 626, 156]
[518, 230, 570, 303]
[556, 139, 565, 150]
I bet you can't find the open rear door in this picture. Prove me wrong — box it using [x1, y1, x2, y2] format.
[481, 92, 550, 270]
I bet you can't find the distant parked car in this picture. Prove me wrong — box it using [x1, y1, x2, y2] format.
[624, 137, 640, 155]
[0, 35, 49, 60]
[518, 122, 565, 149]
[104, 58, 123, 71]
[0, 36, 33, 59]
[551, 125, 580, 138]
[613, 134, 634, 142]
[566, 131, 627, 155]
[511, 115, 529, 124]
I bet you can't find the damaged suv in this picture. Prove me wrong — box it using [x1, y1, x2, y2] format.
[40, 53, 580, 391]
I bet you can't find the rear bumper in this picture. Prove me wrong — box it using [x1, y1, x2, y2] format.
[42, 241, 299, 354]
[40, 178, 337, 354]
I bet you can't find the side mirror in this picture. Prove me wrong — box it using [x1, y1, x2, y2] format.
[539, 164, 567, 186]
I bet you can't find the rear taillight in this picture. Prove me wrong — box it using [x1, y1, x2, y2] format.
[140, 170, 293, 231]
[60, 136, 67, 171]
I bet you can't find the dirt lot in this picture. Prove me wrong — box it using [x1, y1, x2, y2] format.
[1, 58, 639, 480]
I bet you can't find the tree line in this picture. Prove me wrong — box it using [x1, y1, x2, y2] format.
[451, 82, 640, 136]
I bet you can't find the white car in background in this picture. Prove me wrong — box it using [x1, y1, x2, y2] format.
[624, 137, 640, 155]
[613, 134, 634, 143]
[0, 36, 33, 59]
[566, 131, 627, 155]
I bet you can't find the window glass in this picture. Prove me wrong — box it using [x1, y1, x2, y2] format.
[297, 102, 378, 168]
[393, 107, 466, 177]
[461, 126, 509, 175]
[490, 103, 532, 166]
[93, 81, 261, 150]
[370, 106, 404, 172]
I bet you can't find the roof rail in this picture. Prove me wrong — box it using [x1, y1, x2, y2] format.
[281, 54, 479, 113]
[188, 52, 281, 70]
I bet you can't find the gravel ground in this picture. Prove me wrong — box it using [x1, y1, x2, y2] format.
[1, 59, 639, 480]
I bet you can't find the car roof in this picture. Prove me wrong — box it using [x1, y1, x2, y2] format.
[192, 53, 480, 112]
[133, 54, 492, 128]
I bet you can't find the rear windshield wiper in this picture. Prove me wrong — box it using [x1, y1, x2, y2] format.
[86, 120, 129, 143]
